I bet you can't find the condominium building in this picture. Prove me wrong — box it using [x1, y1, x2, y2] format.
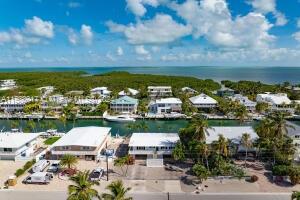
[90, 87, 111, 98]
[148, 86, 172, 98]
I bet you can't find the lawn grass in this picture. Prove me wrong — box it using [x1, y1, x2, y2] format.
[44, 137, 61, 145]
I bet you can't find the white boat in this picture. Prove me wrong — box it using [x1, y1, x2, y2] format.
[104, 115, 136, 122]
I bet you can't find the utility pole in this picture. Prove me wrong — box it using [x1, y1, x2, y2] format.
[106, 142, 109, 181]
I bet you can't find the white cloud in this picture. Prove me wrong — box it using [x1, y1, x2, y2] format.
[68, 2, 81, 8]
[117, 46, 124, 56]
[24, 52, 32, 58]
[106, 52, 116, 61]
[80, 24, 93, 45]
[107, 14, 191, 45]
[25, 16, 54, 38]
[293, 32, 300, 42]
[171, 0, 275, 48]
[297, 19, 300, 28]
[125, 0, 164, 16]
[67, 28, 78, 45]
[248, 0, 287, 26]
[135, 45, 149, 55]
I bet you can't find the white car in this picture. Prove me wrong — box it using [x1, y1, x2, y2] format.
[89, 168, 104, 181]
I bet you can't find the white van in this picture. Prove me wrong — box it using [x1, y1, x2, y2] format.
[22, 172, 53, 184]
[32, 160, 50, 173]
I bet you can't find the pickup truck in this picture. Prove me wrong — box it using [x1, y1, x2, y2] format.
[89, 168, 104, 181]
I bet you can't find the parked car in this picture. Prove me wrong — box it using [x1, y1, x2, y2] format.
[22, 172, 53, 185]
[32, 160, 50, 173]
[47, 161, 60, 173]
[89, 168, 104, 181]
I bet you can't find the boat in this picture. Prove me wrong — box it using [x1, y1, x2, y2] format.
[104, 115, 136, 122]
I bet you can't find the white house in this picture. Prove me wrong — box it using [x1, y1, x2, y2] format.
[37, 86, 55, 98]
[51, 126, 111, 160]
[90, 87, 111, 98]
[75, 98, 102, 107]
[231, 94, 257, 112]
[287, 122, 300, 161]
[41, 94, 68, 110]
[129, 133, 179, 166]
[0, 96, 33, 112]
[148, 86, 172, 98]
[149, 98, 182, 114]
[0, 132, 41, 160]
[206, 126, 258, 144]
[256, 93, 293, 113]
[110, 96, 138, 113]
[0, 79, 17, 90]
[181, 87, 197, 94]
[189, 93, 218, 109]
[118, 88, 139, 97]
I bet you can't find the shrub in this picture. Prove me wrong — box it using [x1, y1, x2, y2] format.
[289, 167, 300, 185]
[15, 169, 24, 177]
[272, 165, 290, 176]
[23, 159, 35, 171]
[250, 175, 258, 182]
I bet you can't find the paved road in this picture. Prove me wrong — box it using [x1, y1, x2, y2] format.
[0, 191, 291, 200]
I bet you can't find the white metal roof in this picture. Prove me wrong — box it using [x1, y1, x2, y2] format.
[257, 93, 291, 105]
[148, 86, 171, 89]
[118, 88, 139, 96]
[155, 98, 182, 104]
[75, 99, 102, 105]
[206, 126, 258, 144]
[0, 133, 41, 148]
[52, 126, 111, 147]
[189, 93, 217, 104]
[129, 133, 179, 147]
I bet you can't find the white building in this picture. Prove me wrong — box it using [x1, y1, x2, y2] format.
[181, 87, 197, 94]
[148, 86, 172, 98]
[129, 133, 179, 166]
[110, 96, 138, 113]
[0, 133, 41, 160]
[37, 86, 55, 98]
[256, 93, 293, 113]
[41, 94, 68, 110]
[51, 126, 111, 160]
[75, 98, 102, 107]
[0, 96, 33, 112]
[287, 122, 300, 161]
[118, 88, 139, 97]
[149, 98, 182, 114]
[0, 79, 17, 90]
[189, 93, 218, 109]
[231, 94, 257, 112]
[206, 126, 258, 144]
[90, 87, 111, 98]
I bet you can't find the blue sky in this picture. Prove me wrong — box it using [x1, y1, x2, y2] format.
[0, 0, 300, 67]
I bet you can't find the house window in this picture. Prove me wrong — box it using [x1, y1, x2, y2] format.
[61, 146, 70, 150]
[81, 146, 90, 150]
[3, 148, 12, 152]
[136, 147, 145, 150]
[160, 146, 168, 150]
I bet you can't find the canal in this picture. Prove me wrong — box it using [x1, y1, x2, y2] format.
[0, 119, 258, 136]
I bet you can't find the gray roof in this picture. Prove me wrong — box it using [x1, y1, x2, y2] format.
[287, 121, 300, 137]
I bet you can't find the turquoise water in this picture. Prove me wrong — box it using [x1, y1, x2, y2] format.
[0, 119, 255, 136]
[0, 66, 299, 84]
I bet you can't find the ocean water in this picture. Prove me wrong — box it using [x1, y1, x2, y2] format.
[0, 66, 299, 84]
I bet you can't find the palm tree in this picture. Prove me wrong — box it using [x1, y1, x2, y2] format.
[190, 116, 211, 141]
[68, 170, 101, 200]
[59, 114, 67, 132]
[241, 133, 252, 167]
[234, 106, 249, 124]
[198, 142, 210, 170]
[114, 155, 131, 176]
[172, 142, 185, 162]
[215, 134, 229, 158]
[270, 111, 294, 139]
[61, 154, 78, 169]
[102, 180, 132, 200]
